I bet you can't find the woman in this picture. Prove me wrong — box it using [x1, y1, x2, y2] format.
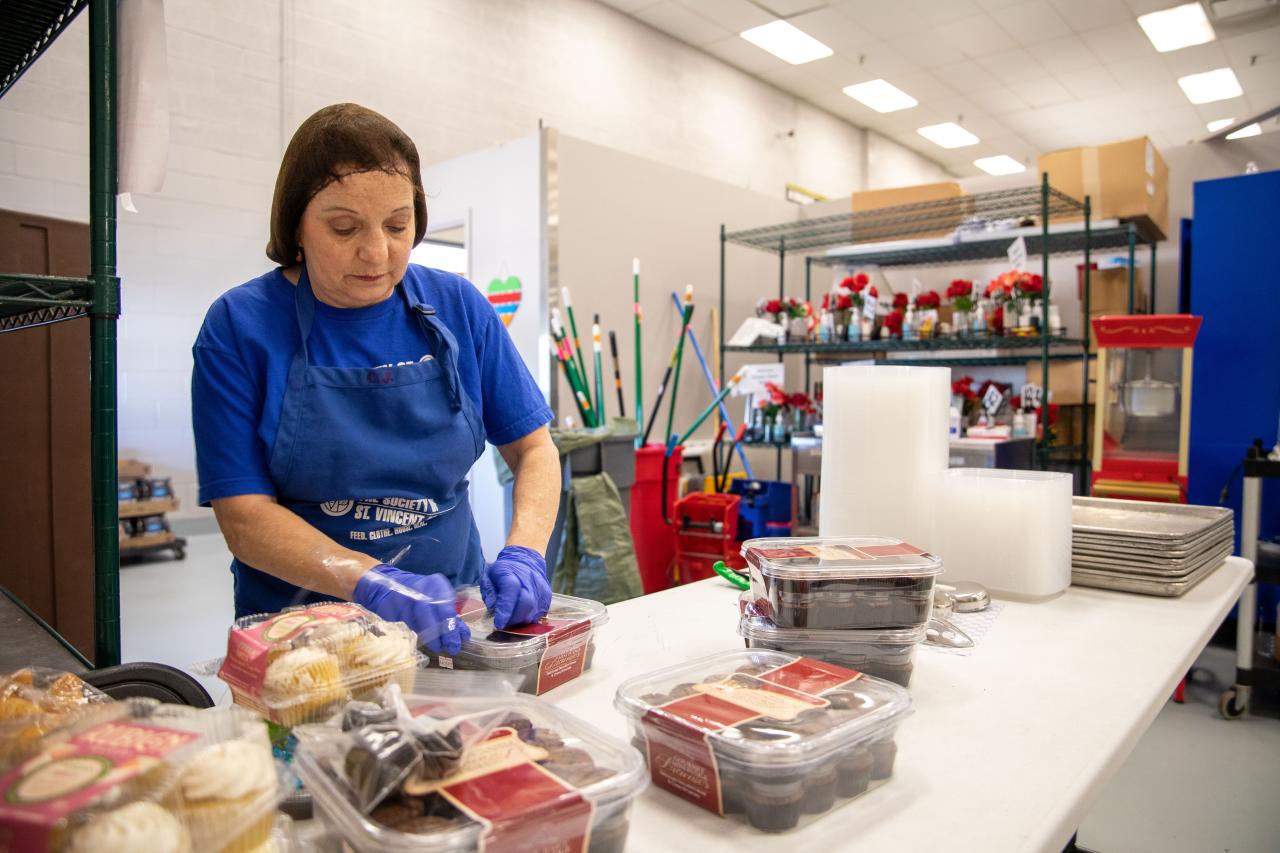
[192, 104, 559, 654]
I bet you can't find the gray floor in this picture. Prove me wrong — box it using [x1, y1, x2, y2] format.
[120, 533, 1280, 852]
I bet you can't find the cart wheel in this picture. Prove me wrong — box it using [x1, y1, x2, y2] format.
[1218, 688, 1246, 720]
[173, 545, 186, 561]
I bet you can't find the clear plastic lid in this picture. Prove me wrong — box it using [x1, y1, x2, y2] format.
[450, 589, 608, 663]
[0, 700, 284, 852]
[614, 649, 912, 767]
[738, 595, 926, 647]
[742, 536, 943, 581]
[0, 668, 112, 772]
[218, 602, 421, 718]
[296, 692, 645, 852]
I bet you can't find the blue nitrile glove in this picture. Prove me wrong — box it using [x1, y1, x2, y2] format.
[480, 546, 553, 629]
[353, 564, 471, 655]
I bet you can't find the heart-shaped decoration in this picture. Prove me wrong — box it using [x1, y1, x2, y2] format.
[486, 276, 522, 327]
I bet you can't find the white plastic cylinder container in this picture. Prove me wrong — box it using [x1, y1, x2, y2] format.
[819, 365, 950, 552]
[935, 468, 1073, 598]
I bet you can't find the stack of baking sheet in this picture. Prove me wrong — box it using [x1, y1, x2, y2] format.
[1071, 497, 1234, 596]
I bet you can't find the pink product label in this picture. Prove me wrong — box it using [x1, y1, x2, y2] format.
[0, 721, 199, 849]
[218, 604, 365, 694]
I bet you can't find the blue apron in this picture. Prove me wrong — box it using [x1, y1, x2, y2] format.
[231, 266, 487, 617]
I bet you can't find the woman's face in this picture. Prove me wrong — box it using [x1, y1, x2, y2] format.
[296, 168, 416, 308]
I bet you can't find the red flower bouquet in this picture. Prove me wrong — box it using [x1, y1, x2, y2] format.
[883, 309, 904, 337]
[892, 292, 909, 311]
[946, 279, 975, 312]
[915, 290, 941, 311]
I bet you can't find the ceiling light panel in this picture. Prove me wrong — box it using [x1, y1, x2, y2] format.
[1226, 123, 1261, 139]
[917, 122, 980, 149]
[973, 155, 1027, 176]
[1177, 67, 1243, 104]
[1137, 3, 1216, 53]
[842, 79, 918, 113]
[740, 20, 833, 65]
[1205, 118, 1234, 132]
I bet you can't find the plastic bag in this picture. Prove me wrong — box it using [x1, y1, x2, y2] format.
[294, 676, 513, 814]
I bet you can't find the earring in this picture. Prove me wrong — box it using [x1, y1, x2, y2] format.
[295, 247, 303, 263]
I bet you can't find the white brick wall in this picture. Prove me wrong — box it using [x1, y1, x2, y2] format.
[0, 0, 945, 519]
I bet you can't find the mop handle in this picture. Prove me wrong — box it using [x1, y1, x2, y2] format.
[669, 291, 756, 480]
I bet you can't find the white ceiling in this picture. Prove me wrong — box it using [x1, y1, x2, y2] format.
[598, 0, 1280, 176]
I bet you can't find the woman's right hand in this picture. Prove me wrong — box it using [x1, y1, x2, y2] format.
[353, 565, 470, 655]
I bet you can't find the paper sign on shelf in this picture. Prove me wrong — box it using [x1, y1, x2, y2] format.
[1007, 235, 1027, 272]
[735, 363, 785, 397]
[982, 384, 1005, 417]
[862, 294, 877, 321]
[727, 317, 784, 347]
[1022, 383, 1044, 410]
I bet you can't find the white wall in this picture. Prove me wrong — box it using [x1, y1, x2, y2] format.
[0, 0, 945, 521]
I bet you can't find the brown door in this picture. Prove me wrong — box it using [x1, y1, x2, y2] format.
[0, 209, 95, 662]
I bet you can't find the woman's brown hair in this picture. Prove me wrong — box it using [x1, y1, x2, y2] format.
[266, 103, 427, 265]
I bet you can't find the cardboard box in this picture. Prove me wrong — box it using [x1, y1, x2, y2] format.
[1078, 265, 1148, 351]
[1054, 404, 1095, 456]
[851, 181, 967, 242]
[1077, 265, 1148, 316]
[118, 458, 151, 478]
[1027, 359, 1096, 406]
[1039, 136, 1168, 240]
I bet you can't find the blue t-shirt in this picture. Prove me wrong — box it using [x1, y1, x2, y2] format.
[192, 264, 551, 505]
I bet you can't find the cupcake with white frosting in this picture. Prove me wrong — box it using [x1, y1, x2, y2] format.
[261, 646, 346, 724]
[68, 801, 191, 853]
[176, 735, 277, 852]
[346, 628, 418, 699]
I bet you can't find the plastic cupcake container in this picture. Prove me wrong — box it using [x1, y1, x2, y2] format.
[0, 700, 284, 852]
[421, 590, 608, 695]
[297, 692, 646, 852]
[614, 649, 911, 832]
[737, 596, 924, 687]
[219, 602, 422, 726]
[743, 536, 943, 630]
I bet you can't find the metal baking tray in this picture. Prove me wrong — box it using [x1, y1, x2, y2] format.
[1071, 533, 1234, 573]
[1070, 556, 1227, 597]
[1071, 497, 1233, 541]
[1072, 543, 1232, 578]
[1071, 520, 1234, 554]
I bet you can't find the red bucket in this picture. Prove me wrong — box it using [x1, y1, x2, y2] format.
[629, 444, 682, 593]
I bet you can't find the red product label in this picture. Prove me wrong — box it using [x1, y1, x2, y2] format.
[639, 658, 855, 816]
[218, 603, 366, 694]
[435, 728, 594, 852]
[455, 596, 594, 694]
[0, 721, 199, 849]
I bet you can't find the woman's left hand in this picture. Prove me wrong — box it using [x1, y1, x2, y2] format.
[480, 546, 552, 628]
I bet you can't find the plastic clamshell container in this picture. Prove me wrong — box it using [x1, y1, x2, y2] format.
[614, 649, 912, 833]
[422, 589, 609, 695]
[297, 693, 646, 853]
[0, 700, 284, 853]
[737, 596, 924, 688]
[219, 602, 422, 726]
[743, 536, 943, 630]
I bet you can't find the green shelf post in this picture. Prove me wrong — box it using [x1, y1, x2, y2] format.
[776, 236, 785, 482]
[1082, 196, 1092, 491]
[1149, 239, 1157, 314]
[1126, 223, 1136, 314]
[1040, 173, 1050, 470]
[804, 256, 812, 395]
[718, 224, 726, 391]
[89, 0, 121, 668]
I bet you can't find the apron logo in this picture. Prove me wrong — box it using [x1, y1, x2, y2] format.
[365, 369, 395, 385]
[320, 500, 354, 517]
